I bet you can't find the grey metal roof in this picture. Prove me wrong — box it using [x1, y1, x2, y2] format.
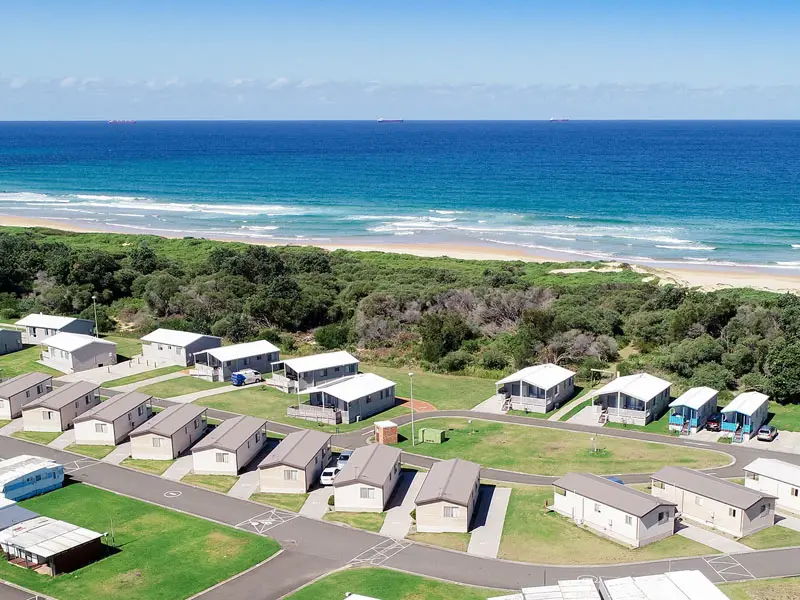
[553, 472, 675, 518]
[0, 503, 39, 532]
[192, 415, 267, 453]
[334, 444, 401, 488]
[74, 391, 152, 424]
[652, 466, 775, 510]
[24, 381, 99, 411]
[0, 372, 52, 399]
[415, 458, 481, 507]
[129, 403, 207, 438]
[259, 429, 331, 470]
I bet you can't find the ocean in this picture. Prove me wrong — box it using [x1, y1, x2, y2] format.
[1, 120, 799, 269]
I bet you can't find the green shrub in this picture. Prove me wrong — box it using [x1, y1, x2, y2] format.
[327, 495, 335, 507]
[439, 350, 473, 372]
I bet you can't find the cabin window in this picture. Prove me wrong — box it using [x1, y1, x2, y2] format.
[194, 419, 199, 429]
[652, 480, 664, 489]
[25, 391, 30, 398]
[695, 496, 703, 506]
[365, 395, 371, 404]
[216, 453, 229, 463]
[335, 366, 340, 372]
[554, 486, 566, 496]
[158, 345, 163, 351]
[152, 438, 162, 448]
[37, 385, 43, 394]
[243, 358, 250, 366]
[184, 426, 188, 434]
[284, 469, 298, 481]
[625, 515, 632, 525]
[360, 487, 375, 500]
[138, 406, 143, 416]
[86, 395, 91, 405]
[323, 369, 328, 376]
[594, 503, 601, 513]
[761, 503, 769, 515]
[256, 355, 262, 360]
[444, 506, 460, 518]
[255, 433, 260, 443]
[746, 472, 758, 481]
[95, 423, 107, 433]
[43, 411, 53, 420]
[247, 440, 250, 449]
[75, 402, 79, 408]
[657, 511, 667, 523]
[792, 488, 799, 497]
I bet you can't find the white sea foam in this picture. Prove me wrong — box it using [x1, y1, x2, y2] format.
[74, 194, 145, 201]
[792, 245, 800, 249]
[544, 235, 577, 241]
[113, 213, 146, 218]
[240, 225, 279, 231]
[429, 209, 464, 215]
[776, 261, 800, 266]
[655, 244, 716, 251]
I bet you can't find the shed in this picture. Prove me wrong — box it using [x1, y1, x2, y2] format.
[22, 380, 101, 432]
[652, 466, 775, 537]
[496, 363, 576, 413]
[40, 333, 117, 374]
[590, 373, 671, 426]
[278, 351, 359, 392]
[552, 472, 677, 547]
[129, 403, 208, 460]
[415, 458, 481, 533]
[0, 516, 104, 576]
[333, 444, 402, 512]
[73, 391, 153, 445]
[0, 372, 53, 420]
[744, 458, 800, 515]
[0, 455, 64, 501]
[258, 429, 332, 493]
[0, 329, 22, 356]
[374, 421, 398, 445]
[191, 415, 268, 475]
[668, 386, 718, 434]
[141, 328, 221, 367]
[14, 314, 95, 344]
[193, 340, 280, 382]
[721, 391, 769, 441]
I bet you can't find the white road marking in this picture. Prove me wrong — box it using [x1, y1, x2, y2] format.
[685, 441, 711, 447]
[164, 491, 182, 498]
[704, 554, 756, 582]
[235, 508, 297, 535]
[349, 538, 411, 566]
[62, 458, 99, 474]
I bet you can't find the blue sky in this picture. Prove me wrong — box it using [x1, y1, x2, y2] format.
[2, 1, 800, 119]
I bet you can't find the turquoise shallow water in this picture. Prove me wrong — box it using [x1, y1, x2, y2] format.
[0, 120, 799, 268]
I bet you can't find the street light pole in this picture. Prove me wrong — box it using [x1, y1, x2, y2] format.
[409, 372, 415, 446]
[91, 295, 99, 338]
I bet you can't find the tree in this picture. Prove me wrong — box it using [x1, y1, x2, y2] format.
[690, 363, 735, 391]
[129, 243, 159, 274]
[765, 342, 800, 403]
[418, 311, 471, 363]
[315, 323, 350, 350]
[143, 272, 181, 317]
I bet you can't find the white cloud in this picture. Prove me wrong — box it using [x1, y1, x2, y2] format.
[9, 77, 27, 90]
[267, 77, 290, 90]
[59, 76, 78, 88]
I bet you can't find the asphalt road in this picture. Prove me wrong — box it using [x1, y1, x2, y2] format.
[2, 435, 800, 600]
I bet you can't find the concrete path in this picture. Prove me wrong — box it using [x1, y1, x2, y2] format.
[102, 441, 131, 465]
[227, 470, 259, 500]
[380, 471, 426, 539]
[472, 394, 506, 414]
[0, 419, 23, 437]
[566, 405, 603, 427]
[467, 485, 512, 558]
[676, 523, 750, 554]
[109, 370, 185, 393]
[47, 429, 75, 450]
[57, 356, 169, 385]
[300, 486, 335, 519]
[549, 396, 587, 421]
[162, 454, 194, 481]
[777, 515, 800, 533]
[166, 385, 245, 404]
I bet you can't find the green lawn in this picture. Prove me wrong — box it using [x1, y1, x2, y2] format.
[251, 492, 310, 512]
[392, 418, 729, 476]
[0, 345, 62, 378]
[720, 577, 800, 600]
[407, 531, 471, 552]
[102, 335, 143, 361]
[324, 511, 386, 532]
[138, 376, 229, 398]
[181, 474, 239, 493]
[604, 409, 674, 435]
[499, 485, 717, 564]
[66, 444, 116, 459]
[0, 419, 10, 429]
[0, 483, 278, 600]
[104, 365, 185, 388]
[121, 458, 174, 475]
[11, 430, 62, 445]
[363, 363, 497, 410]
[740, 525, 800, 549]
[767, 403, 800, 432]
[284, 567, 502, 600]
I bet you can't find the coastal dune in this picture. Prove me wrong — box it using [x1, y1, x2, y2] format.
[3, 215, 800, 294]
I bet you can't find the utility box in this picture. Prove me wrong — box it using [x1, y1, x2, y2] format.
[417, 427, 446, 444]
[374, 420, 398, 444]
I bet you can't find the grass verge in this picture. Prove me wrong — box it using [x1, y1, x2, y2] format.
[499, 485, 717, 564]
[393, 417, 729, 476]
[11, 430, 62, 445]
[0, 345, 62, 378]
[251, 492, 310, 512]
[181, 474, 239, 493]
[284, 566, 502, 600]
[324, 511, 386, 532]
[66, 444, 115, 459]
[104, 365, 185, 388]
[740, 525, 800, 549]
[138, 376, 229, 398]
[0, 483, 279, 600]
[720, 577, 800, 600]
[407, 531, 471, 552]
[121, 458, 174, 475]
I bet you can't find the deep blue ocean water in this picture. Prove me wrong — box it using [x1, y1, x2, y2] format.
[1, 120, 799, 268]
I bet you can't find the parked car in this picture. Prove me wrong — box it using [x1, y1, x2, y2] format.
[757, 425, 778, 442]
[706, 413, 722, 432]
[336, 449, 353, 469]
[320, 467, 341, 486]
[231, 369, 263, 386]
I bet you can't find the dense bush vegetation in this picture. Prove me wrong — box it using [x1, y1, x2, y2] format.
[1, 227, 799, 404]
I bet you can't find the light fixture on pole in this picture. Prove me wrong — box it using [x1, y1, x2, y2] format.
[91, 295, 99, 337]
[409, 372, 415, 446]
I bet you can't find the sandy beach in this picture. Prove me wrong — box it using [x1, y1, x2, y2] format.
[3, 215, 800, 293]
